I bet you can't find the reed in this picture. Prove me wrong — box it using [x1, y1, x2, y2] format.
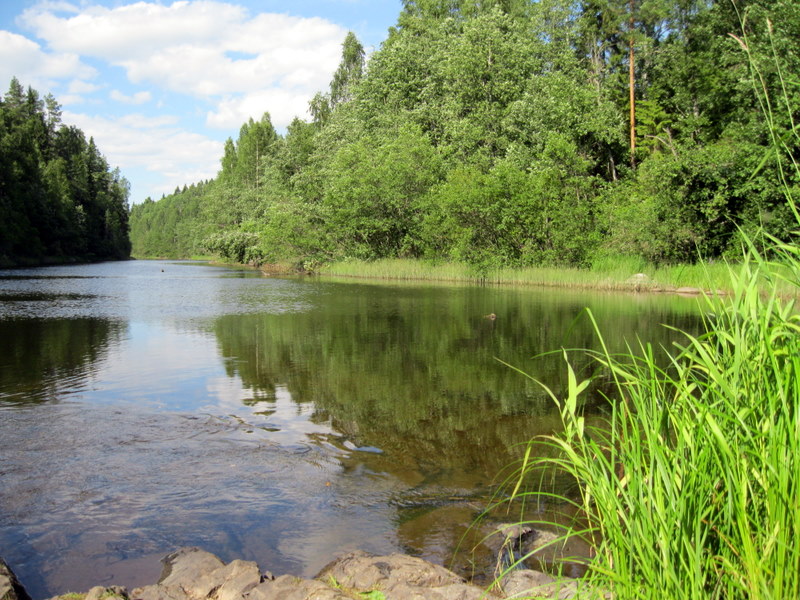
[318, 257, 745, 294]
[500, 240, 799, 599]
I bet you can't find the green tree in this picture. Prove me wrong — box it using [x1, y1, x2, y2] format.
[322, 116, 443, 259]
[311, 32, 365, 125]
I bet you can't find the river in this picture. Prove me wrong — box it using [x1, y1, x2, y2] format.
[0, 260, 702, 598]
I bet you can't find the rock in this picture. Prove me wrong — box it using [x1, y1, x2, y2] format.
[158, 547, 226, 589]
[496, 524, 533, 542]
[246, 575, 350, 600]
[190, 560, 261, 600]
[16, 545, 603, 600]
[131, 583, 189, 600]
[501, 569, 578, 599]
[501, 569, 612, 600]
[46, 589, 129, 600]
[132, 549, 259, 600]
[85, 587, 128, 600]
[317, 550, 499, 600]
[0, 558, 32, 600]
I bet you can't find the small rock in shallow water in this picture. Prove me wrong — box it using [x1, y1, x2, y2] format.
[497, 524, 533, 541]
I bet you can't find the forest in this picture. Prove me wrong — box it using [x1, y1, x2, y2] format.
[0, 77, 131, 266]
[130, 0, 798, 271]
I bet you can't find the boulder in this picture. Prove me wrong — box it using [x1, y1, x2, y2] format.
[1, 558, 32, 600]
[132, 549, 260, 600]
[7, 546, 601, 600]
[501, 570, 578, 599]
[317, 550, 499, 600]
[189, 559, 261, 600]
[501, 569, 612, 600]
[246, 575, 350, 600]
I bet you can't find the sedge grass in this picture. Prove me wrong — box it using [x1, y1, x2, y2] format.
[318, 257, 748, 294]
[499, 244, 799, 599]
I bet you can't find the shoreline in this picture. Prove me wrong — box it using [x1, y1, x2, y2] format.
[130, 255, 750, 297]
[1, 545, 594, 600]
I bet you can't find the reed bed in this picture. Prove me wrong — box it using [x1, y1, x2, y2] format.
[318, 256, 750, 295]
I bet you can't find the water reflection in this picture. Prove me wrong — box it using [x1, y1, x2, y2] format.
[0, 318, 125, 403]
[0, 261, 703, 598]
[210, 282, 700, 489]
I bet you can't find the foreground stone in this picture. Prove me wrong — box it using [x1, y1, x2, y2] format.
[3, 546, 591, 600]
[317, 550, 496, 600]
[1, 557, 32, 600]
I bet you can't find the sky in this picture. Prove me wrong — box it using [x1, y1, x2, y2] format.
[0, 0, 401, 203]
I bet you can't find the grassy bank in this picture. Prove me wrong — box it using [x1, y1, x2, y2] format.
[498, 242, 799, 599]
[318, 256, 774, 295]
[130, 254, 217, 261]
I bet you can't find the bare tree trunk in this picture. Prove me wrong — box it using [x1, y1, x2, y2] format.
[629, 0, 636, 168]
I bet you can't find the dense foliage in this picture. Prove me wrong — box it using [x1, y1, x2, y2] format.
[0, 78, 131, 265]
[130, 0, 799, 269]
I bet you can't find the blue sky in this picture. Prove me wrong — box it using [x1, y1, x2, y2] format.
[0, 0, 401, 203]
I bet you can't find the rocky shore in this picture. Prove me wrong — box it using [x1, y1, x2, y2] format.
[2, 545, 600, 600]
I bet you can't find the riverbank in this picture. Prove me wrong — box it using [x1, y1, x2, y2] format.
[1, 545, 599, 600]
[313, 257, 744, 295]
[132, 253, 790, 297]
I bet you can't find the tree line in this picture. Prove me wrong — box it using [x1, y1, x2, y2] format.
[130, 0, 799, 269]
[0, 78, 131, 266]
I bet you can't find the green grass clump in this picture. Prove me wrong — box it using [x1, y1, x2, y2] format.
[496, 22, 800, 598]
[500, 238, 800, 599]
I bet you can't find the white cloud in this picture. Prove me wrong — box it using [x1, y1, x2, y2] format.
[58, 93, 86, 105]
[63, 109, 223, 200]
[0, 30, 96, 89]
[68, 79, 102, 94]
[19, 1, 345, 127]
[110, 89, 152, 104]
[6, 0, 356, 200]
[207, 89, 312, 130]
[19, 1, 245, 60]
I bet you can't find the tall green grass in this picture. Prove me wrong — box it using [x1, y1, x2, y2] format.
[319, 257, 743, 294]
[501, 247, 799, 598]
[496, 22, 800, 599]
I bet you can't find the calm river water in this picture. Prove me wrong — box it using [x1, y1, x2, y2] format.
[0, 260, 702, 597]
